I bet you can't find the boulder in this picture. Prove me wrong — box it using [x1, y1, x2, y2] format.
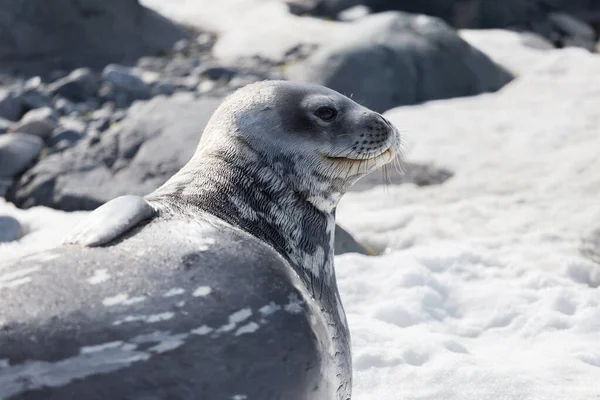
[10, 93, 224, 211]
[0, 89, 22, 121]
[10, 107, 58, 139]
[0, 133, 44, 179]
[287, 12, 513, 112]
[0, 0, 186, 74]
[0, 215, 22, 243]
[47, 68, 101, 103]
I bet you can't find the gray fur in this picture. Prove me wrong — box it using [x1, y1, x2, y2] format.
[0, 81, 401, 400]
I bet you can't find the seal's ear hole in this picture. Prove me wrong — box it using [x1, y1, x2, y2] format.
[314, 106, 338, 122]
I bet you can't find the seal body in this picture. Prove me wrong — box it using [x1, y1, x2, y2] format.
[0, 214, 337, 400]
[0, 80, 401, 399]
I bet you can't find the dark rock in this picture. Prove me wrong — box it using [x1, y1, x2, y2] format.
[335, 224, 369, 255]
[10, 107, 58, 138]
[153, 81, 177, 96]
[287, 12, 513, 113]
[313, 0, 547, 28]
[10, 93, 224, 211]
[0, 117, 11, 134]
[199, 66, 238, 82]
[0, 215, 22, 242]
[0, 178, 11, 197]
[0, 89, 22, 121]
[0, 133, 44, 178]
[47, 68, 100, 103]
[547, 12, 595, 50]
[0, 0, 186, 74]
[102, 64, 151, 101]
[164, 58, 201, 77]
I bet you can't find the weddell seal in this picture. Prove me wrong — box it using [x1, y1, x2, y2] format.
[0, 81, 401, 400]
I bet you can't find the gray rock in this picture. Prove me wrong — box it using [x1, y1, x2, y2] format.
[312, 0, 556, 28]
[547, 12, 595, 51]
[199, 66, 238, 82]
[10, 93, 224, 211]
[287, 12, 513, 113]
[10, 107, 58, 138]
[153, 81, 177, 96]
[0, 215, 22, 242]
[164, 57, 201, 78]
[0, 0, 186, 74]
[102, 64, 151, 101]
[338, 5, 371, 22]
[0, 133, 44, 178]
[0, 89, 22, 121]
[47, 68, 100, 103]
[0, 177, 11, 197]
[335, 224, 369, 255]
[0, 117, 12, 134]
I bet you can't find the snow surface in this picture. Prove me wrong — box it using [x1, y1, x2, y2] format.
[2, 26, 600, 400]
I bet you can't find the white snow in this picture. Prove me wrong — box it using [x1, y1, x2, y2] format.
[2, 25, 600, 400]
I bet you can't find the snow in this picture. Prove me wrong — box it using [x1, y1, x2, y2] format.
[2, 23, 600, 400]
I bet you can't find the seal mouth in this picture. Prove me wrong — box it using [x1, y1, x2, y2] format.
[325, 146, 394, 162]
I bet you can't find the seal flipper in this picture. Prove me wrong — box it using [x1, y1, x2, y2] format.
[62, 195, 157, 247]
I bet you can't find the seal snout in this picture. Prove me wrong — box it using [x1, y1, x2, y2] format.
[343, 112, 397, 160]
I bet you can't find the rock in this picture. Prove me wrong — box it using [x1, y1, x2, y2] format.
[199, 66, 238, 82]
[547, 12, 596, 51]
[0, 117, 12, 134]
[0, 215, 22, 242]
[153, 81, 177, 96]
[102, 64, 151, 101]
[287, 12, 513, 113]
[0, 178, 11, 198]
[10, 107, 58, 139]
[335, 224, 369, 255]
[164, 57, 201, 77]
[0, 0, 186, 74]
[0, 89, 22, 121]
[10, 93, 224, 211]
[46, 117, 86, 150]
[338, 5, 371, 22]
[0, 133, 44, 178]
[47, 68, 101, 103]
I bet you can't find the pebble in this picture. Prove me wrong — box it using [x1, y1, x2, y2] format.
[47, 67, 100, 103]
[102, 64, 151, 100]
[0, 117, 12, 134]
[0, 132, 44, 178]
[0, 89, 22, 121]
[10, 107, 58, 138]
[0, 215, 22, 243]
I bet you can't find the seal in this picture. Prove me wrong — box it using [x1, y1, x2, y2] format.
[0, 80, 401, 400]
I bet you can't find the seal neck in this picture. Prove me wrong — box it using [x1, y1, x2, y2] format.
[150, 151, 339, 295]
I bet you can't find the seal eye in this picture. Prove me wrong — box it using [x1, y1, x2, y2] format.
[315, 106, 338, 122]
